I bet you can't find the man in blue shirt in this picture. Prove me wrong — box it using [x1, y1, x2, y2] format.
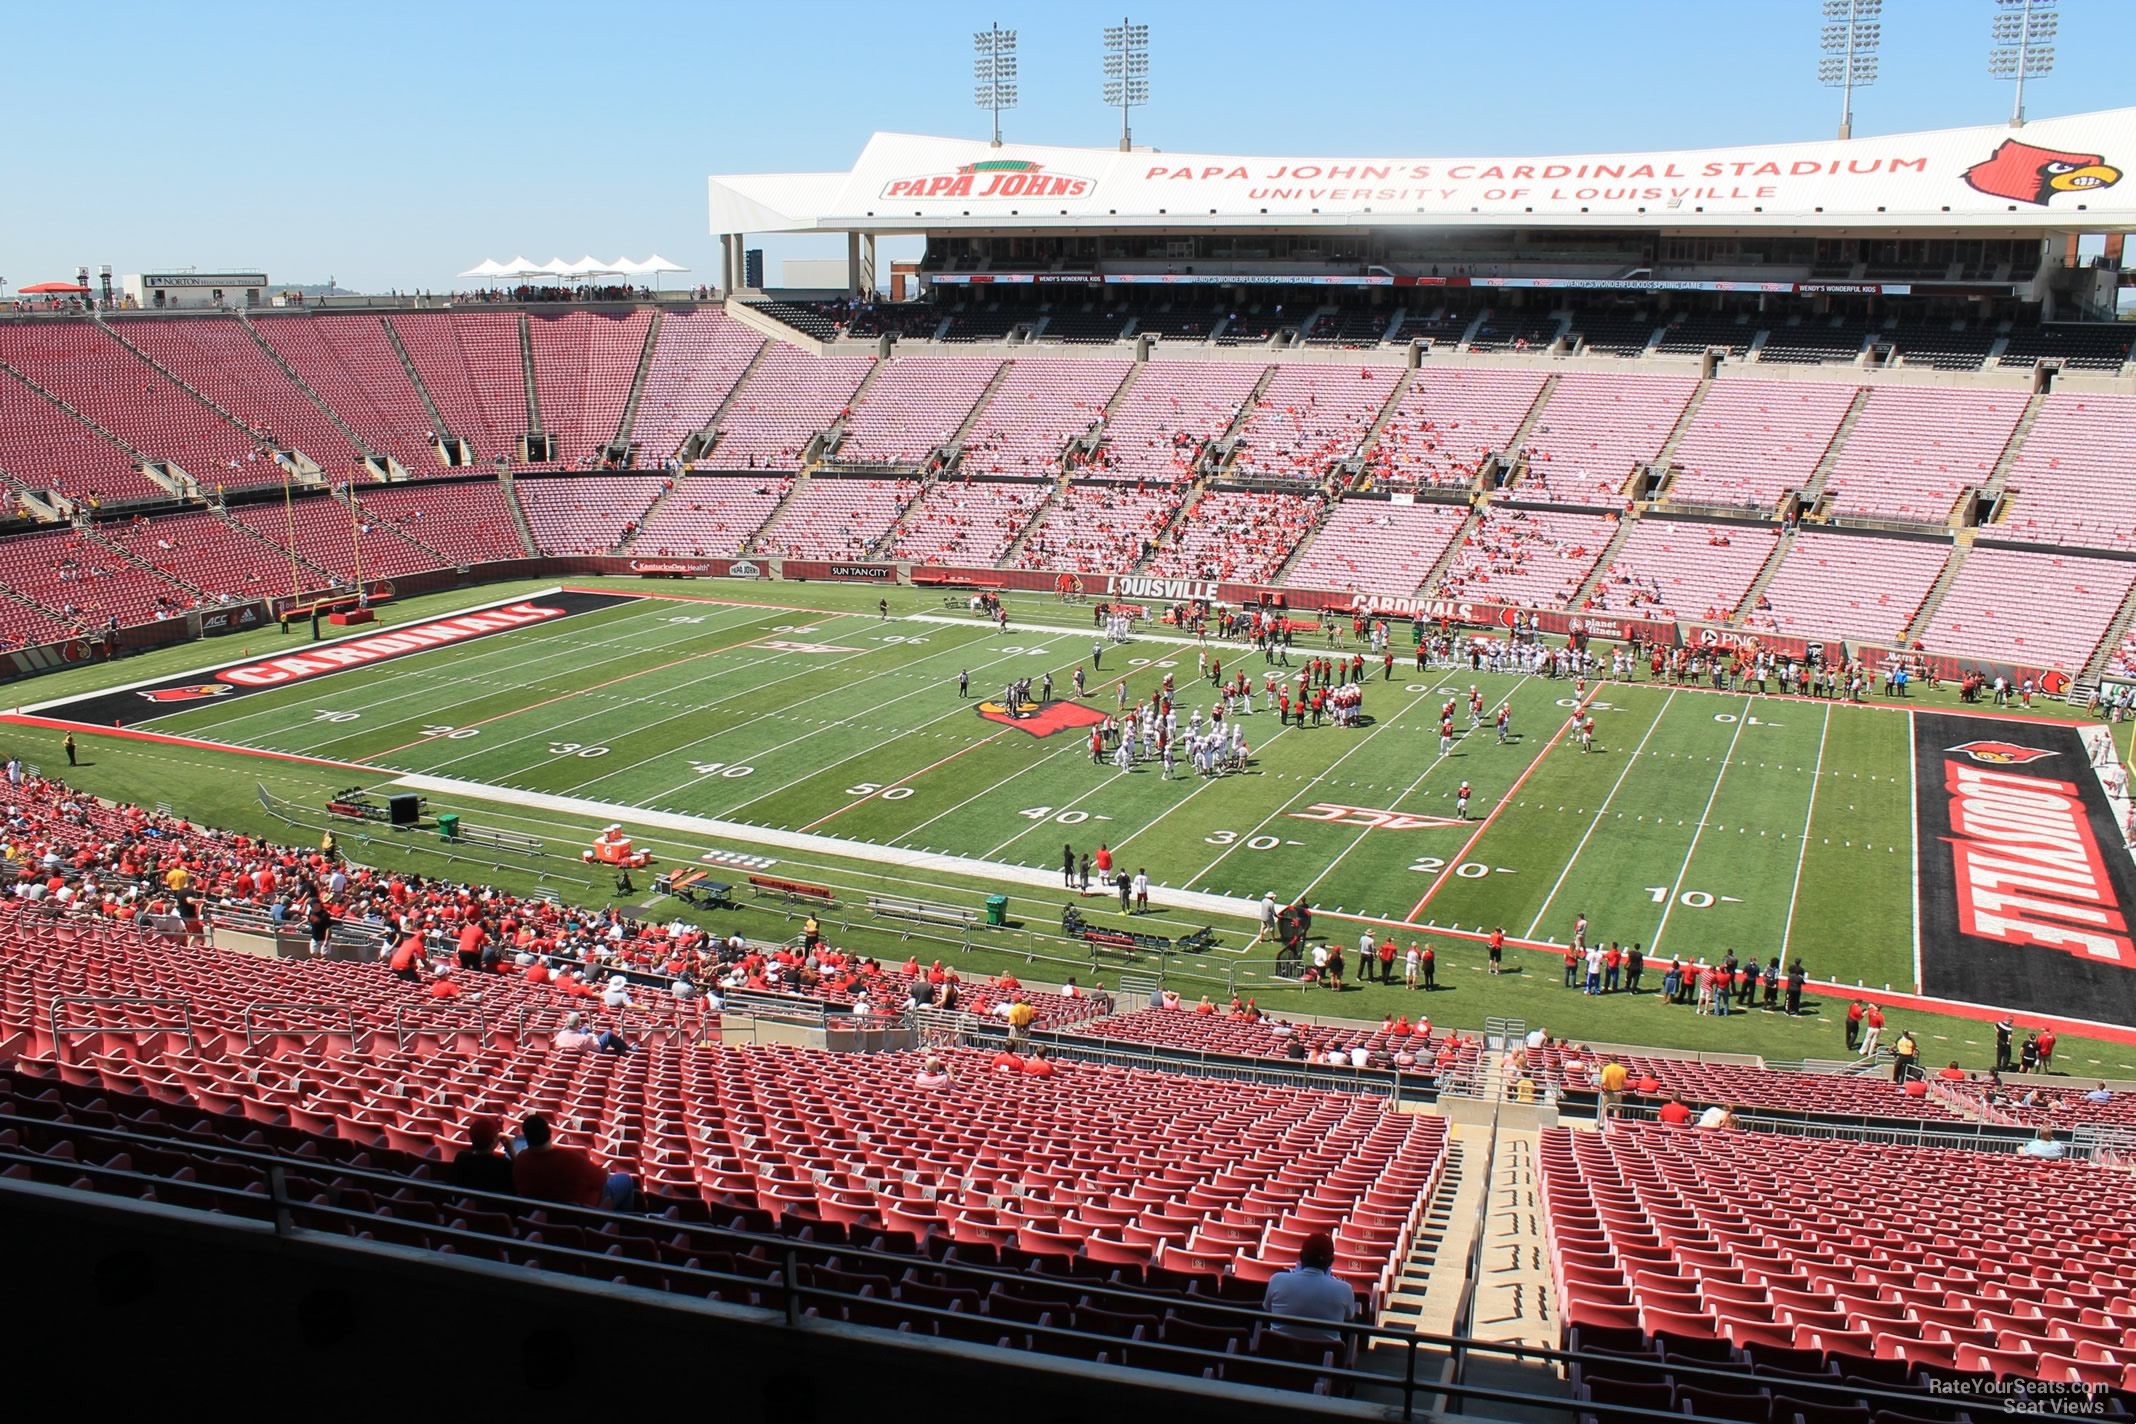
[1263, 1232, 1356, 1343]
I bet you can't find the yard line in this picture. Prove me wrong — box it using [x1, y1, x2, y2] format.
[796, 728, 1017, 833]
[1778, 701, 1834, 967]
[1292, 677, 1532, 904]
[1648, 694, 1755, 955]
[1059, 714, 1308, 863]
[1522, 688, 1678, 940]
[1180, 679, 1448, 887]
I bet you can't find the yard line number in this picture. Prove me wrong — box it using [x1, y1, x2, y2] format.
[846, 781, 912, 799]
[1406, 856, 1505, 878]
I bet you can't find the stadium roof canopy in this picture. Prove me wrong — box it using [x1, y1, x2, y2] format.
[709, 108, 2136, 237]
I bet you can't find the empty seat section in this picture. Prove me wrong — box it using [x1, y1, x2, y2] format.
[113, 509, 333, 598]
[835, 358, 1001, 466]
[890, 479, 1052, 566]
[1147, 490, 1326, 584]
[1372, 368, 1548, 490]
[1435, 508, 1616, 610]
[351, 483, 527, 566]
[1666, 380, 1858, 510]
[1996, 393, 2136, 552]
[1229, 367, 1396, 482]
[115, 318, 363, 473]
[1743, 532, 1950, 645]
[1016, 484, 1184, 575]
[527, 310, 653, 467]
[0, 372, 145, 500]
[960, 359, 1131, 479]
[1824, 388, 2025, 524]
[227, 494, 443, 582]
[615, 309, 764, 459]
[1083, 363, 1264, 483]
[755, 477, 917, 559]
[1284, 499, 1470, 599]
[1588, 521, 1779, 624]
[1920, 545, 2136, 671]
[517, 475, 668, 554]
[252, 315, 442, 474]
[1519, 373, 1698, 507]
[389, 311, 527, 464]
[0, 322, 255, 494]
[635, 475, 791, 556]
[714, 349, 874, 469]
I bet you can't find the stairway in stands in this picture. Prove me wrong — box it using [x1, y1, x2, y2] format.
[1977, 388, 2049, 518]
[96, 317, 282, 466]
[686, 340, 774, 463]
[80, 526, 208, 602]
[1798, 386, 1874, 510]
[1900, 534, 1972, 645]
[2070, 577, 2136, 703]
[517, 312, 541, 446]
[380, 317, 457, 456]
[1729, 526, 1798, 620]
[611, 311, 665, 455]
[1650, 372, 1714, 472]
[1568, 516, 1640, 608]
[217, 506, 339, 585]
[238, 313, 380, 466]
[1414, 498, 1490, 596]
[1502, 374, 1560, 460]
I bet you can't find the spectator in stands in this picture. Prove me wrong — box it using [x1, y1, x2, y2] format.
[1597, 1057, 1629, 1120]
[914, 1057, 952, 1089]
[1696, 1103, 1738, 1130]
[1656, 1096, 1694, 1126]
[2084, 1082, 2114, 1104]
[1262, 1231, 1355, 1344]
[554, 1012, 599, 1050]
[1021, 1045, 1057, 1078]
[1891, 1029, 1919, 1084]
[1938, 1061, 1969, 1083]
[2021, 1126, 2068, 1159]
[511, 1113, 633, 1210]
[448, 1115, 515, 1197]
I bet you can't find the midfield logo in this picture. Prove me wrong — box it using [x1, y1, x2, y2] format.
[976, 699, 1109, 738]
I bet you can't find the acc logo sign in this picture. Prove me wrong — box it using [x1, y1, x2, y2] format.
[884, 158, 1094, 202]
[976, 699, 1109, 738]
[1947, 739, 2056, 765]
[138, 683, 235, 703]
[1963, 140, 2122, 207]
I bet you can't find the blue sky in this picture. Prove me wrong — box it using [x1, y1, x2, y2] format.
[1, 0, 2123, 294]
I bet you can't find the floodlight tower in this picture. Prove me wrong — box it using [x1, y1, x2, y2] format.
[1818, 0, 1880, 140]
[974, 23, 1018, 147]
[1989, 0, 2057, 128]
[1103, 18, 1150, 153]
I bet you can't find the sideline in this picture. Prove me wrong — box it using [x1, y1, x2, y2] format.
[385, 771, 1265, 922]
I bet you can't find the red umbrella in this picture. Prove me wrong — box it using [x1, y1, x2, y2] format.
[19, 282, 90, 294]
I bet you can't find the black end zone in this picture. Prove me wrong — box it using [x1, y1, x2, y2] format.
[1913, 712, 2136, 1029]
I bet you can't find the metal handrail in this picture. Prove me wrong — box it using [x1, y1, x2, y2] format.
[241, 1001, 357, 1050]
[51, 996, 195, 1055]
[0, 1104, 1987, 1423]
[389, 1001, 488, 1051]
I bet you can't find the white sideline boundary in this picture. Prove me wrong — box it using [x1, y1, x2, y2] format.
[387, 772, 1265, 923]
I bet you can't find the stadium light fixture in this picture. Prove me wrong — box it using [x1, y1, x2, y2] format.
[973, 23, 1018, 148]
[1818, 0, 1880, 140]
[1989, 0, 2057, 128]
[1102, 18, 1150, 153]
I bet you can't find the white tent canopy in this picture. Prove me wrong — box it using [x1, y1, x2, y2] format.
[456, 255, 692, 282]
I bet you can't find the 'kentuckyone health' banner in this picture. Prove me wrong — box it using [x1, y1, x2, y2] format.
[710, 109, 2136, 232]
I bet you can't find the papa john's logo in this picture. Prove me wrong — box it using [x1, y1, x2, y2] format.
[976, 698, 1109, 738]
[883, 158, 1094, 202]
[1947, 739, 2057, 765]
[1963, 140, 2122, 207]
[138, 683, 236, 703]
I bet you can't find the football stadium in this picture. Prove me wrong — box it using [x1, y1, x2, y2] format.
[6, 3, 2136, 1413]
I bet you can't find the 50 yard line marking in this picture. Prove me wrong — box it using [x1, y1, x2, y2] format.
[1778, 700, 1833, 966]
[1648, 694, 1754, 956]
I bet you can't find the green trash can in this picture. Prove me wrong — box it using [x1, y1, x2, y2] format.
[436, 812, 460, 842]
[984, 894, 1008, 927]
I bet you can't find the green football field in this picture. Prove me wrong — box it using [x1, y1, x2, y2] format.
[23, 578, 2136, 1074]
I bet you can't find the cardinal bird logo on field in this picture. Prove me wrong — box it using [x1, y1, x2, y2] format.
[976, 699, 1110, 738]
[1947, 739, 2057, 765]
[137, 683, 236, 703]
[1963, 140, 2122, 207]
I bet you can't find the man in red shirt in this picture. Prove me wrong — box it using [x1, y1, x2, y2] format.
[388, 933, 423, 982]
[1377, 936, 1396, 985]
[1020, 1046, 1057, 1078]
[1657, 1097, 1694, 1125]
[511, 1114, 632, 1209]
[2037, 1028, 2057, 1070]
[428, 970, 462, 999]
[1845, 1000, 1865, 1053]
[456, 920, 489, 972]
